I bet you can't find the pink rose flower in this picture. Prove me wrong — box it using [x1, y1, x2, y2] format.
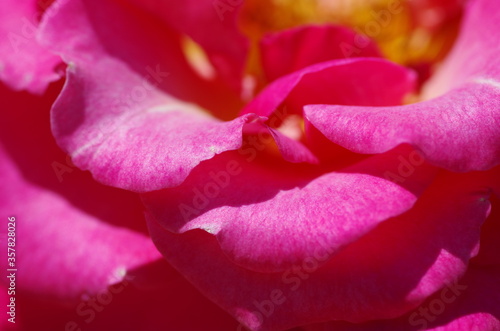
[1, 0, 500, 330]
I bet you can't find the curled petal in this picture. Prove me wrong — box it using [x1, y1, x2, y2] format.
[125, 0, 249, 91]
[305, 82, 500, 172]
[40, 0, 282, 191]
[305, 266, 500, 331]
[0, 144, 161, 302]
[0, 0, 61, 93]
[0, 83, 161, 302]
[260, 24, 381, 82]
[52, 60, 258, 191]
[147, 169, 489, 330]
[306, 0, 500, 172]
[241, 58, 416, 118]
[143, 145, 437, 274]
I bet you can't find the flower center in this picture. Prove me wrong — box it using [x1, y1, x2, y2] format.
[239, 0, 463, 83]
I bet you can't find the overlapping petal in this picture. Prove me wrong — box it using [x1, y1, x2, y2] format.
[37, 0, 258, 191]
[0, 156, 159, 300]
[143, 144, 437, 274]
[305, 266, 500, 331]
[305, 0, 500, 172]
[260, 24, 381, 82]
[147, 168, 491, 330]
[124, 0, 249, 91]
[7, 259, 241, 331]
[0, 83, 161, 302]
[39, 0, 319, 192]
[241, 58, 416, 118]
[0, 0, 61, 93]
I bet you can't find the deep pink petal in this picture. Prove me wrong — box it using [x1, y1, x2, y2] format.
[39, 0, 245, 118]
[143, 144, 436, 274]
[269, 127, 319, 164]
[38, 0, 262, 191]
[9, 260, 240, 331]
[305, 82, 500, 172]
[0, 83, 161, 302]
[0, 0, 61, 93]
[305, 266, 500, 331]
[422, 0, 500, 99]
[0, 142, 161, 301]
[260, 24, 381, 82]
[52, 60, 258, 192]
[125, 0, 249, 91]
[471, 168, 500, 267]
[147, 170, 491, 331]
[241, 58, 416, 118]
[306, 0, 500, 172]
[242, 121, 319, 164]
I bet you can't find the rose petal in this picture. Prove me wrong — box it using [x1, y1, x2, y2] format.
[242, 121, 319, 164]
[38, 0, 266, 191]
[39, 0, 245, 117]
[0, 0, 61, 93]
[306, 0, 500, 172]
[13, 260, 241, 331]
[305, 82, 500, 172]
[422, 0, 500, 99]
[51, 60, 259, 192]
[124, 0, 249, 91]
[143, 144, 436, 274]
[147, 169, 491, 330]
[305, 266, 500, 331]
[241, 58, 416, 118]
[260, 24, 381, 82]
[0, 142, 161, 301]
[0, 83, 161, 302]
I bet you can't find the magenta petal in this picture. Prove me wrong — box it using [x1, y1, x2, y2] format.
[147, 169, 490, 331]
[12, 259, 240, 330]
[268, 127, 319, 164]
[423, 0, 500, 99]
[305, 82, 500, 172]
[306, 267, 500, 331]
[241, 58, 416, 118]
[125, 0, 249, 91]
[0, 82, 163, 304]
[39, 0, 256, 191]
[405, 267, 500, 331]
[306, 0, 500, 172]
[0, 145, 161, 301]
[52, 61, 257, 192]
[260, 24, 381, 82]
[243, 121, 319, 164]
[0, 0, 60, 93]
[143, 145, 436, 274]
